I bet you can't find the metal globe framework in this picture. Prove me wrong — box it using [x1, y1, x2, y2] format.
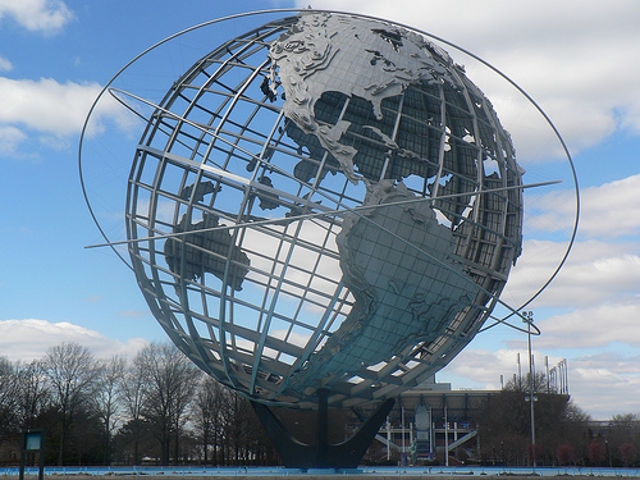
[121, 11, 525, 408]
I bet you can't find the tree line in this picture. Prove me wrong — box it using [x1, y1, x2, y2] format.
[476, 373, 640, 467]
[0, 342, 277, 466]
[2, 342, 640, 467]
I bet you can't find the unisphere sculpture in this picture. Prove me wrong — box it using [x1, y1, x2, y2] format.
[87, 10, 533, 467]
[126, 11, 523, 406]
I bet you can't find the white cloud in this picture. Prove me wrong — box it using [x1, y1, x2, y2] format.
[0, 56, 12, 72]
[558, 352, 640, 419]
[295, 0, 640, 161]
[503, 239, 640, 308]
[440, 347, 523, 390]
[0, 125, 27, 153]
[440, 347, 640, 419]
[534, 301, 640, 349]
[0, 0, 73, 33]
[528, 174, 640, 238]
[0, 318, 148, 362]
[0, 77, 122, 136]
[500, 173, 640, 308]
[0, 77, 136, 156]
[37, 134, 72, 151]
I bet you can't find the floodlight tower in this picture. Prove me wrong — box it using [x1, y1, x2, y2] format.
[522, 310, 536, 468]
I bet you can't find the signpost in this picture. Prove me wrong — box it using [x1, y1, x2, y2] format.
[19, 429, 45, 480]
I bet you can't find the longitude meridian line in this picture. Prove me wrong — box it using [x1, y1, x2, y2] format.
[145, 33, 272, 386]
[378, 94, 405, 181]
[277, 95, 351, 352]
[466, 94, 517, 338]
[431, 82, 448, 202]
[202, 70, 283, 385]
[266, 95, 354, 398]
[240, 122, 306, 371]
[269, 143, 333, 366]
[450, 70, 483, 261]
[202, 55, 271, 388]
[437, 70, 494, 349]
[141, 140, 195, 344]
[250, 218, 307, 396]
[248, 110, 300, 394]
[217, 57, 276, 388]
[276, 150, 329, 359]
[251, 111, 288, 338]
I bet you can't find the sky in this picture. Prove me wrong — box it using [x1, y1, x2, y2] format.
[0, 0, 639, 420]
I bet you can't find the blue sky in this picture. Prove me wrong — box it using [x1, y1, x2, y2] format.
[1, 0, 639, 419]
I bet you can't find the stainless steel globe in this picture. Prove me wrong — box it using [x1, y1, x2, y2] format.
[125, 11, 523, 408]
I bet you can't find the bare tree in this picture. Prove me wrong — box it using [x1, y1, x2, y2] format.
[191, 375, 225, 465]
[608, 413, 640, 465]
[0, 357, 18, 432]
[44, 342, 99, 465]
[14, 360, 50, 429]
[95, 356, 125, 465]
[118, 355, 147, 464]
[171, 365, 201, 464]
[479, 374, 590, 466]
[136, 343, 199, 464]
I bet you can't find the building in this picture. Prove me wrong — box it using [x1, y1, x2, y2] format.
[371, 376, 496, 464]
[372, 357, 569, 465]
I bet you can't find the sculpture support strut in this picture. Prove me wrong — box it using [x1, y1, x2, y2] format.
[251, 390, 395, 468]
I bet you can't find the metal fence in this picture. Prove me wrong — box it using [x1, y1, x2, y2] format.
[2, 465, 640, 477]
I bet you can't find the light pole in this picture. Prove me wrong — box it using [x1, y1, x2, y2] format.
[522, 310, 536, 468]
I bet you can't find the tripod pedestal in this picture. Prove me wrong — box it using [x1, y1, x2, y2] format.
[251, 390, 395, 468]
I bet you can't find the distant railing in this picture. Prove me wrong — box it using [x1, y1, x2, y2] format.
[2, 465, 640, 477]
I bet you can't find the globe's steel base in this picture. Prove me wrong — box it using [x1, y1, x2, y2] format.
[252, 390, 395, 468]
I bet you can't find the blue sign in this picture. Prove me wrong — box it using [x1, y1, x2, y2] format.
[25, 432, 41, 451]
